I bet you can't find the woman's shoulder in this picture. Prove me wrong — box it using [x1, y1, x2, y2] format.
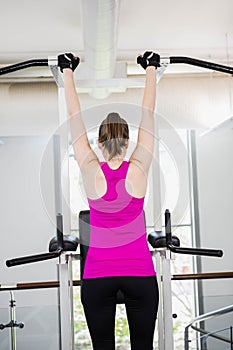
[126, 160, 148, 198]
[81, 160, 106, 199]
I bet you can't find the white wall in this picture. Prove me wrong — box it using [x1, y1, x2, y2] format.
[0, 136, 57, 302]
[1, 74, 232, 135]
[196, 128, 233, 348]
[77, 74, 233, 130]
[0, 135, 60, 349]
[197, 128, 233, 294]
[0, 81, 59, 305]
[0, 82, 61, 349]
[0, 82, 58, 136]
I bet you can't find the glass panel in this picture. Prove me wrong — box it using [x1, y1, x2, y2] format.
[172, 279, 196, 349]
[0, 304, 60, 350]
[158, 128, 191, 227]
[171, 226, 193, 275]
[170, 227, 196, 349]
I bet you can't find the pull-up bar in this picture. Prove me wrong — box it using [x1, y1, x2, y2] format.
[148, 210, 223, 350]
[0, 55, 233, 76]
[168, 56, 233, 75]
[0, 59, 48, 76]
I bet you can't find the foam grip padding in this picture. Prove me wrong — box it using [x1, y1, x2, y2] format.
[148, 231, 180, 249]
[49, 235, 79, 252]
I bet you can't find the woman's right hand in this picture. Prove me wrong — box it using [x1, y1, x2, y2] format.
[58, 53, 80, 73]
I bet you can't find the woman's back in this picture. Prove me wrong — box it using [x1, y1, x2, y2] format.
[83, 161, 155, 279]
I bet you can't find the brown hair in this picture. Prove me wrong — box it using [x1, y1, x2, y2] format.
[98, 112, 129, 161]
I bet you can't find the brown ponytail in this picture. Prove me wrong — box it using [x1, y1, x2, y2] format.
[98, 112, 129, 161]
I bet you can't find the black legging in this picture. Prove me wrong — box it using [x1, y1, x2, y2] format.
[81, 276, 159, 350]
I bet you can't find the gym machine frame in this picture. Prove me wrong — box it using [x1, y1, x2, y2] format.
[6, 214, 78, 350]
[148, 210, 223, 350]
[1, 54, 231, 350]
[1, 54, 233, 76]
[5, 210, 223, 350]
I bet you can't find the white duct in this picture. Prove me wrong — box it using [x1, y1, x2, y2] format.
[82, 0, 120, 98]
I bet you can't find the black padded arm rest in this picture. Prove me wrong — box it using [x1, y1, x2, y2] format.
[148, 231, 180, 249]
[49, 235, 79, 252]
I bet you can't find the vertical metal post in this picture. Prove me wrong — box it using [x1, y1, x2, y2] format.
[155, 251, 165, 350]
[10, 291, 16, 350]
[58, 88, 71, 236]
[162, 250, 174, 350]
[230, 326, 233, 350]
[53, 134, 63, 215]
[184, 326, 190, 350]
[152, 116, 167, 349]
[58, 254, 74, 350]
[165, 209, 172, 244]
[152, 119, 162, 232]
[50, 63, 73, 350]
[187, 130, 204, 349]
[68, 254, 75, 350]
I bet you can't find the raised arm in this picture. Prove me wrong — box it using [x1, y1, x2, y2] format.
[129, 52, 160, 173]
[58, 54, 98, 169]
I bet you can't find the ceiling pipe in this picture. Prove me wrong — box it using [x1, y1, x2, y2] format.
[81, 0, 120, 99]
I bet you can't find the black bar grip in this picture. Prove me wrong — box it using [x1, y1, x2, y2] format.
[6, 250, 62, 268]
[168, 243, 223, 257]
[165, 209, 172, 245]
[56, 213, 64, 250]
[0, 59, 49, 76]
[170, 56, 233, 75]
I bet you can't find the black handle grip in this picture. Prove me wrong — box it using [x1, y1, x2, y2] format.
[165, 209, 172, 245]
[56, 213, 64, 250]
[170, 56, 233, 75]
[6, 250, 62, 267]
[168, 244, 223, 258]
[0, 59, 48, 76]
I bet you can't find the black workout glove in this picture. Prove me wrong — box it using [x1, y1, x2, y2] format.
[58, 53, 80, 73]
[137, 51, 160, 70]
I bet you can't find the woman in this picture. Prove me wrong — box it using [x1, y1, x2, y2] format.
[58, 51, 160, 350]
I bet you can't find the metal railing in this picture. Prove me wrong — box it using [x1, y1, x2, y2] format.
[1, 271, 233, 350]
[201, 325, 233, 350]
[185, 304, 233, 350]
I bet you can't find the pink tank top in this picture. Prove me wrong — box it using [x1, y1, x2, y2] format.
[83, 161, 155, 279]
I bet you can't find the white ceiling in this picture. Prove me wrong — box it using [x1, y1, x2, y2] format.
[0, 0, 233, 132]
[1, 0, 233, 64]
